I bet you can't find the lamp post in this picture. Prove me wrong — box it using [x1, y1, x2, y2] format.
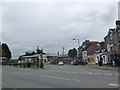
[73, 38, 80, 48]
[73, 38, 80, 58]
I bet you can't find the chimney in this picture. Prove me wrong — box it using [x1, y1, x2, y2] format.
[116, 20, 120, 28]
[85, 40, 89, 42]
[116, 20, 120, 25]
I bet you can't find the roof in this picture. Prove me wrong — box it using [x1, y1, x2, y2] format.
[86, 43, 99, 55]
[116, 20, 120, 25]
[46, 53, 58, 56]
[21, 55, 38, 58]
[108, 29, 115, 34]
[0, 57, 7, 59]
[81, 40, 99, 51]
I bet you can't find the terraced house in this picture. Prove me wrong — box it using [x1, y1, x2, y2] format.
[104, 20, 120, 65]
[78, 40, 99, 64]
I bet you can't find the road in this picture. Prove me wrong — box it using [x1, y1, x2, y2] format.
[2, 65, 119, 88]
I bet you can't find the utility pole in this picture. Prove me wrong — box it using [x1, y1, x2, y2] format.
[78, 39, 80, 47]
[58, 51, 59, 56]
[63, 47, 64, 57]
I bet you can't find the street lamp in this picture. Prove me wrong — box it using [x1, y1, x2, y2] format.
[73, 38, 80, 47]
[73, 38, 80, 58]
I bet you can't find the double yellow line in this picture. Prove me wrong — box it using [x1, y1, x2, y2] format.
[2, 82, 17, 90]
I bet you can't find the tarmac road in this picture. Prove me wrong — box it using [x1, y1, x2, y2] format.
[2, 65, 119, 88]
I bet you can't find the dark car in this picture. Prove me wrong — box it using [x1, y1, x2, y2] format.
[71, 59, 87, 65]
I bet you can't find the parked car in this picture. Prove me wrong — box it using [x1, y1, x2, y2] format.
[58, 61, 64, 66]
[71, 59, 87, 65]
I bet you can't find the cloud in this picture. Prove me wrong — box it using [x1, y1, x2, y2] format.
[2, 2, 118, 58]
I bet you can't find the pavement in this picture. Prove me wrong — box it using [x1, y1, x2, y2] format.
[6, 63, 119, 71]
[82, 64, 119, 71]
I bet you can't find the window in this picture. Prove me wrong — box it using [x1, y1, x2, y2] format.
[118, 29, 120, 37]
[118, 41, 120, 46]
[110, 33, 112, 36]
[110, 44, 115, 52]
[118, 29, 120, 33]
[110, 36, 113, 40]
[109, 33, 113, 40]
[83, 45, 86, 48]
[110, 46, 115, 52]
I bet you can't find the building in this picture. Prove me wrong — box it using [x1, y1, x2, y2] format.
[115, 20, 120, 55]
[104, 20, 120, 65]
[78, 40, 99, 64]
[86, 41, 99, 64]
[94, 42, 108, 64]
[78, 40, 93, 59]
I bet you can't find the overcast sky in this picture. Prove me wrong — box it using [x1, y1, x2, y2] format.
[1, 1, 118, 59]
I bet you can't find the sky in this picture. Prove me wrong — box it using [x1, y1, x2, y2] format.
[0, 0, 119, 59]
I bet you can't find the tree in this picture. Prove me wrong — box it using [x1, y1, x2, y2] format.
[18, 56, 23, 60]
[0, 45, 2, 57]
[36, 47, 43, 54]
[24, 51, 36, 56]
[2, 43, 11, 60]
[25, 51, 31, 56]
[32, 51, 36, 55]
[68, 48, 77, 58]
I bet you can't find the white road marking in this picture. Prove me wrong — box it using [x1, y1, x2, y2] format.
[87, 72, 93, 74]
[66, 71, 72, 73]
[42, 76, 80, 82]
[115, 74, 118, 76]
[11, 72, 29, 75]
[94, 73, 102, 75]
[44, 70, 117, 77]
[79, 72, 85, 74]
[109, 83, 120, 86]
[105, 73, 112, 76]
[73, 72, 78, 74]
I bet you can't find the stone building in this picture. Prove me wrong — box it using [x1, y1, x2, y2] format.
[104, 20, 120, 65]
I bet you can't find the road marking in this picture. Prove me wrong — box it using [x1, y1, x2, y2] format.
[79, 72, 85, 74]
[11, 72, 29, 75]
[109, 83, 120, 86]
[87, 72, 93, 74]
[73, 72, 78, 74]
[105, 73, 112, 76]
[2, 82, 7, 86]
[2, 82, 17, 89]
[17, 68, 32, 70]
[44, 70, 117, 77]
[42, 76, 80, 82]
[94, 73, 102, 75]
[115, 74, 118, 76]
[66, 71, 72, 73]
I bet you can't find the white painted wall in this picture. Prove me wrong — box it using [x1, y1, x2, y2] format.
[95, 53, 108, 64]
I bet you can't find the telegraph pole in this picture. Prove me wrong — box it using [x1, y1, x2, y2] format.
[63, 47, 64, 57]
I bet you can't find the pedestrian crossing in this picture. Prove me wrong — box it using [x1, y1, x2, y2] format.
[6, 66, 119, 77]
[45, 70, 118, 76]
